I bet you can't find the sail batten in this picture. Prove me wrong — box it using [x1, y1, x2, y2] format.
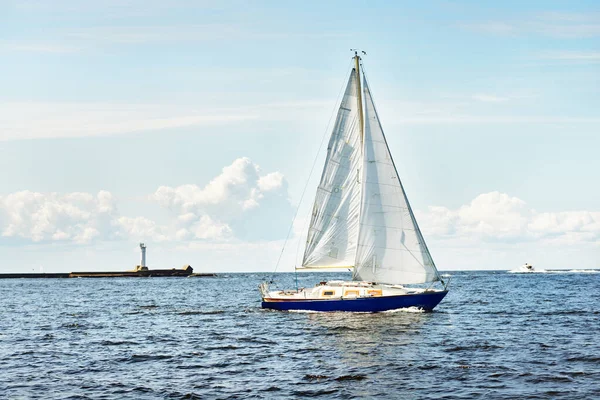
[353, 75, 440, 285]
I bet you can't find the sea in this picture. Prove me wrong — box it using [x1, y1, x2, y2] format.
[1, 270, 599, 399]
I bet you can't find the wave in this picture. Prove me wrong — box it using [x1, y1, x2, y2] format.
[176, 310, 225, 315]
[334, 374, 367, 381]
[122, 354, 173, 363]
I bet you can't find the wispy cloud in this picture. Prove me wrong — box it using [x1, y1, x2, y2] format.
[394, 115, 600, 125]
[462, 12, 600, 38]
[538, 51, 600, 62]
[378, 100, 600, 126]
[0, 41, 81, 53]
[0, 100, 335, 141]
[0, 102, 258, 141]
[471, 94, 510, 103]
[463, 22, 518, 36]
[68, 25, 348, 44]
[1, 24, 347, 54]
[67, 24, 245, 44]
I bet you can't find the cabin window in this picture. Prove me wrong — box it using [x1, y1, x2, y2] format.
[323, 291, 335, 296]
[344, 290, 360, 297]
[368, 289, 382, 297]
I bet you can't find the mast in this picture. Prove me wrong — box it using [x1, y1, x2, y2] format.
[353, 51, 365, 143]
[300, 55, 364, 270]
[351, 49, 365, 281]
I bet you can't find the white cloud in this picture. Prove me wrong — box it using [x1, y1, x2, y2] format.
[538, 51, 600, 63]
[67, 24, 245, 44]
[463, 22, 518, 36]
[394, 115, 600, 125]
[1, 21, 348, 54]
[0, 102, 257, 141]
[0, 99, 333, 142]
[0, 158, 289, 246]
[418, 191, 600, 245]
[472, 94, 510, 103]
[258, 171, 286, 192]
[0, 41, 81, 53]
[68, 25, 347, 44]
[0, 190, 118, 244]
[153, 157, 287, 216]
[378, 99, 600, 126]
[462, 12, 600, 38]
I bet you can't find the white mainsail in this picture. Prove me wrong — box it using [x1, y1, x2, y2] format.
[302, 70, 363, 268]
[353, 77, 440, 285]
[301, 60, 440, 285]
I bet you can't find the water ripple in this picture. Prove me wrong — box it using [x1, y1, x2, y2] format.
[0, 271, 598, 399]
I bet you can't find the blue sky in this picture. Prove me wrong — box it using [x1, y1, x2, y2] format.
[0, 0, 598, 272]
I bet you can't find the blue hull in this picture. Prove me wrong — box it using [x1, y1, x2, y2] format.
[262, 291, 448, 312]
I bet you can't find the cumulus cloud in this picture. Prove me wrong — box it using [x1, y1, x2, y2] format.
[152, 157, 291, 242]
[153, 157, 288, 216]
[418, 191, 600, 245]
[0, 190, 118, 244]
[0, 158, 290, 246]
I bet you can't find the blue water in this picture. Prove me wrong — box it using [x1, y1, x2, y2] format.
[1, 270, 599, 399]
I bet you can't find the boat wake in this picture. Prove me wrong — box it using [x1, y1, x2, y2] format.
[286, 309, 323, 314]
[508, 269, 546, 274]
[382, 306, 425, 313]
[285, 306, 426, 314]
[509, 269, 599, 274]
[543, 269, 600, 274]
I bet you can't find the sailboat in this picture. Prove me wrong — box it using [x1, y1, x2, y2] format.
[260, 52, 449, 312]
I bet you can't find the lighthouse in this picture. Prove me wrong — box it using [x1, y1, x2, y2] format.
[140, 243, 147, 268]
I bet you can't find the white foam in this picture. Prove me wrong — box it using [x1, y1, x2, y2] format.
[508, 269, 599, 274]
[285, 306, 426, 314]
[286, 309, 323, 314]
[382, 306, 425, 313]
[543, 269, 600, 274]
[508, 269, 546, 274]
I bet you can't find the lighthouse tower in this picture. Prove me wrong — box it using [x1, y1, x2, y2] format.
[138, 243, 148, 271]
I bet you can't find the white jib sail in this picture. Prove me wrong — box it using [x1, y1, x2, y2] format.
[302, 70, 363, 268]
[353, 76, 440, 284]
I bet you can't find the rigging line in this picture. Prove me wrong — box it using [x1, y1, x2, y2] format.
[361, 64, 442, 282]
[270, 60, 354, 282]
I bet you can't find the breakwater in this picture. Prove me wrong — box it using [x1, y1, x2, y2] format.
[0, 265, 216, 279]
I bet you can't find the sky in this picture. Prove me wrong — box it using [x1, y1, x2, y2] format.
[0, 0, 598, 273]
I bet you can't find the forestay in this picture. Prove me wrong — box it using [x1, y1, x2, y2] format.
[302, 70, 363, 268]
[353, 77, 440, 285]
